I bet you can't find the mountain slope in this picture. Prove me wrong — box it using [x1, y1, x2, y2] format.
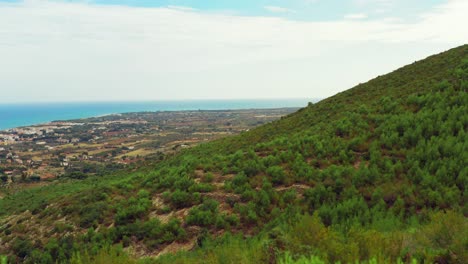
[1, 45, 467, 264]
[214, 44, 467, 150]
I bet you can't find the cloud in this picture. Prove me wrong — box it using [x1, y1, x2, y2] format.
[353, 0, 394, 7]
[167, 5, 196, 12]
[0, 0, 467, 102]
[353, 0, 395, 13]
[264, 6, 294, 13]
[303, 0, 319, 3]
[344, 13, 368, 19]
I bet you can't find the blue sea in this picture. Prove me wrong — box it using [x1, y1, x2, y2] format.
[0, 99, 314, 131]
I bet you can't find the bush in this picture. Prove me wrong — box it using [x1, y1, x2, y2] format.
[0, 175, 8, 183]
[267, 166, 287, 185]
[170, 190, 192, 209]
[279, 252, 325, 264]
[79, 202, 108, 228]
[186, 199, 219, 227]
[114, 193, 152, 225]
[11, 237, 33, 259]
[224, 214, 240, 227]
[232, 172, 249, 187]
[188, 183, 215, 193]
[202, 173, 214, 183]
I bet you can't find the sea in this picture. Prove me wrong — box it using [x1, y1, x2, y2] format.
[0, 99, 314, 131]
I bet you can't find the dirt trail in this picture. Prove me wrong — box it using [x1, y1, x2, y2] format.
[275, 184, 311, 192]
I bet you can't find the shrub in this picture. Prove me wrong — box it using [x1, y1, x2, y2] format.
[188, 183, 215, 193]
[202, 173, 214, 183]
[170, 190, 192, 209]
[11, 237, 33, 259]
[267, 166, 286, 185]
[186, 199, 219, 227]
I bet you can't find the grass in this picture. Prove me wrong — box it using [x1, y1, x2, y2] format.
[115, 149, 156, 159]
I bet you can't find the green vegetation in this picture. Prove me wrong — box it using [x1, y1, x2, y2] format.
[0, 45, 467, 263]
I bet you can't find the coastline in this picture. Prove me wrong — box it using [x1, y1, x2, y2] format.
[0, 108, 299, 180]
[0, 99, 316, 131]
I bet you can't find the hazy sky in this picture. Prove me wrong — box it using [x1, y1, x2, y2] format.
[0, 0, 467, 103]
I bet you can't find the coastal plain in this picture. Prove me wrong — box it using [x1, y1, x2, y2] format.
[0, 108, 298, 189]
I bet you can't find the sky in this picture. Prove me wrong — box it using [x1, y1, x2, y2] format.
[0, 0, 467, 103]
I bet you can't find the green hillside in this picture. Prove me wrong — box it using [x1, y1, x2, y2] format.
[1, 45, 467, 264]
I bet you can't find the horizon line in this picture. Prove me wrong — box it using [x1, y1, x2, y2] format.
[0, 97, 320, 105]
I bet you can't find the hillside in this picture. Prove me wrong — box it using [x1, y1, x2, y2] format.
[1, 45, 467, 264]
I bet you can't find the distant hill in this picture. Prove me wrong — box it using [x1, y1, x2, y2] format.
[1, 45, 467, 264]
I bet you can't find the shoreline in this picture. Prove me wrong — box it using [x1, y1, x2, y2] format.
[0, 106, 306, 132]
[0, 107, 299, 180]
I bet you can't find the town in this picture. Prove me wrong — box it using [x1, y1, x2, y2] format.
[0, 108, 297, 187]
